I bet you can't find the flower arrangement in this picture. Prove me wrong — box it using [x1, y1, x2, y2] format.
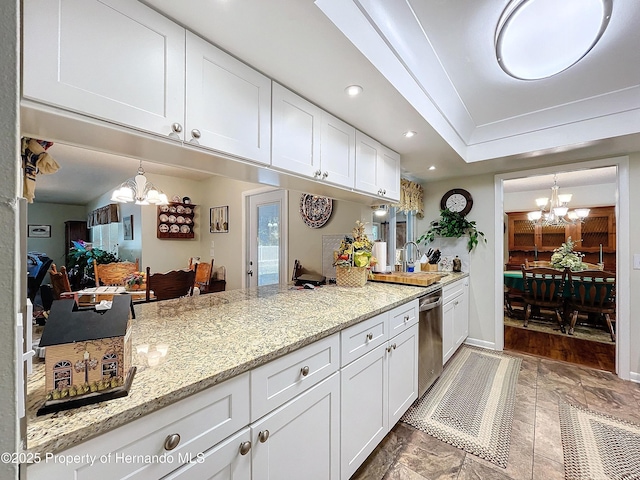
[334, 220, 375, 268]
[550, 237, 586, 271]
[123, 271, 146, 289]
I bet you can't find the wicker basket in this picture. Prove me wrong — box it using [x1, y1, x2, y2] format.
[336, 266, 368, 287]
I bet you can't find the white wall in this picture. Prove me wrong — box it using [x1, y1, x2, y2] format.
[627, 152, 640, 377]
[2, 0, 20, 477]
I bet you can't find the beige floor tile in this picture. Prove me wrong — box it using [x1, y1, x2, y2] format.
[457, 456, 518, 480]
[382, 462, 429, 480]
[534, 407, 563, 464]
[532, 453, 564, 480]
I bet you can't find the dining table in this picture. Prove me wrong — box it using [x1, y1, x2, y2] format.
[60, 285, 152, 304]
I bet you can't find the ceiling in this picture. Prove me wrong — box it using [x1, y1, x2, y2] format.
[32, 0, 640, 205]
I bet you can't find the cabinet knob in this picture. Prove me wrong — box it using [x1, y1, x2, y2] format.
[239, 441, 252, 456]
[163, 433, 181, 451]
[191, 129, 201, 139]
[314, 170, 322, 178]
[171, 122, 183, 134]
[322, 171, 328, 179]
[386, 345, 392, 353]
[366, 333, 373, 341]
[392, 343, 397, 350]
[383, 189, 386, 195]
[258, 430, 270, 443]
[300, 365, 310, 377]
[404, 315, 409, 322]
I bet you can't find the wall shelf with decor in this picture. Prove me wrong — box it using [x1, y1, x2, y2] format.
[157, 203, 196, 239]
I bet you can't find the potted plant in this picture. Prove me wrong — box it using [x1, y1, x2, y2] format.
[417, 209, 486, 252]
[66, 240, 120, 288]
[550, 237, 586, 271]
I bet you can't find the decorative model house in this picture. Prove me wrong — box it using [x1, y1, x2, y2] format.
[37, 295, 136, 415]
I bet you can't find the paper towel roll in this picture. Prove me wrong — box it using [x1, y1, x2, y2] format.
[372, 242, 387, 272]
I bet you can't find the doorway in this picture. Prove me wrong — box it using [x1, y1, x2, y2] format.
[495, 157, 630, 379]
[246, 190, 288, 288]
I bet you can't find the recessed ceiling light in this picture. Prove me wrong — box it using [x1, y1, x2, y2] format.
[345, 85, 363, 96]
[429, 166, 436, 171]
[495, 0, 612, 80]
[403, 130, 417, 138]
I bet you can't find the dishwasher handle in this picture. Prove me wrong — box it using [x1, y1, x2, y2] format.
[419, 295, 442, 311]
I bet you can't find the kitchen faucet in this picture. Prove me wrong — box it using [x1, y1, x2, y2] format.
[403, 241, 420, 272]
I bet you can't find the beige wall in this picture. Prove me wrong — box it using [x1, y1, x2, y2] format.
[627, 152, 640, 375]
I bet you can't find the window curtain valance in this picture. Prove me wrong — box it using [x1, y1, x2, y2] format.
[393, 179, 424, 219]
[87, 204, 119, 227]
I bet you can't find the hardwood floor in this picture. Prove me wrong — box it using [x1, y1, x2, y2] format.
[504, 323, 615, 372]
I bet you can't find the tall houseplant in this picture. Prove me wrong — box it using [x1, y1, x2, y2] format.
[417, 209, 486, 252]
[66, 240, 120, 288]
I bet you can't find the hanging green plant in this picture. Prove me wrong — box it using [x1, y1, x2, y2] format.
[417, 209, 486, 252]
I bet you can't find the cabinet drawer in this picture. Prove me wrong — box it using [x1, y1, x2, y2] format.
[388, 299, 418, 337]
[443, 279, 465, 303]
[251, 334, 339, 421]
[27, 373, 250, 480]
[341, 313, 388, 367]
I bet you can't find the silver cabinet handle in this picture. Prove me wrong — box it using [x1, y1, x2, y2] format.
[164, 433, 181, 451]
[171, 123, 183, 133]
[191, 129, 201, 139]
[383, 189, 386, 195]
[239, 441, 251, 456]
[386, 345, 392, 353]
[300, 366, 310, 377]
[366, 333, 373, 341]
[258, 430, 270, 443]
[322, 171, 328, 179]
[404, 315, 410, 322]
[392, 343, 397, 350]
[314, 170, 322, 178]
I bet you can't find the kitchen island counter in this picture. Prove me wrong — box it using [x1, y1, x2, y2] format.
[26, 274, 467, 456]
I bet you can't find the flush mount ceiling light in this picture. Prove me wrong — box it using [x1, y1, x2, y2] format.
[344, 85, 363, 96]
[403, 130, 417, 138]
[428, 165, 436, 171]
[111, 160, 169, 206]
[495, 0, 612, 80]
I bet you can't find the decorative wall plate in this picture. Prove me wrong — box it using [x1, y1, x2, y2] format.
[299, 194, 333, 228]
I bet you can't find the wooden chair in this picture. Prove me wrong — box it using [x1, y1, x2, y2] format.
[521, 266, 569, 333]
[94, 259, 139, 286]
[145, 266, 197, 302]
[48, 264, 72, 300]
[568, 270, 616, 341]
[189, 259, 214, 292]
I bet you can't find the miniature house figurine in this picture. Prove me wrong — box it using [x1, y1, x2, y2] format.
[37, 295, 136, 415]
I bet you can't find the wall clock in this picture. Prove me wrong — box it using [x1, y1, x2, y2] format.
[440, 188, 473, 216]
[299, 194, 333, 228]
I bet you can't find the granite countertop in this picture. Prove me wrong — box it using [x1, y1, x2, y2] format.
[25, 273, 467, 455]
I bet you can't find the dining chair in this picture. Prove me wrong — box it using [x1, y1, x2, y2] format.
[94, 259, 139, 286]
[48, 264, 73, 300]
[567, 270, 616, 341]
[145, 266, 197, 302]
[189, 259, 213, 292]
[521, 266, 569, 333]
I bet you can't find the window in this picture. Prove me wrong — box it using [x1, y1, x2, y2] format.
[102, 352, 118, 378]
[91, 222, 119, 253]
[53, 360, 72, 390]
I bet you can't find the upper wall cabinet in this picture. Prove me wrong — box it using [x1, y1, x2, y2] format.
[319, 112, 356, 189]
[185, 32, 271, 164]
[355, 131, 400, 202]
[23, 0, 186, 140]
[271, 83, 322, 176]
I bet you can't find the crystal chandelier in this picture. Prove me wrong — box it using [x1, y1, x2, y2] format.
[527, 175, 589, 226]
[110, 161, 169, 206]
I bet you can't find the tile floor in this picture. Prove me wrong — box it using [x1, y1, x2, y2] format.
[352, 349, 640, 480]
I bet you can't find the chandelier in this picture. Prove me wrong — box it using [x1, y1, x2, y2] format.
[527, 175, 589, 226]
[111, 161, 169, 206]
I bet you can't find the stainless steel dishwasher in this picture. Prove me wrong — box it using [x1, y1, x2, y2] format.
[418, 288, 443, 397]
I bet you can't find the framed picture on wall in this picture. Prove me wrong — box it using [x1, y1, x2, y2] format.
[123, 215, 133, 240]
[28, 225, 51, 238]
[210, 206, 229, 233]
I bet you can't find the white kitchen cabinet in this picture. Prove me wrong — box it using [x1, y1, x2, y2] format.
[340, 300, 418, 479]
[27, 373, 250, 480]
[251, 373, 340, 480]
[355, 131, 401, 202]
[320, 112, 357, 188]
[442, 278, 470, 365]
[271, 83, 322, 176]
[23, 0, 186, 141]
[163, 427, 252, 480]
[185, 32, 272, 164]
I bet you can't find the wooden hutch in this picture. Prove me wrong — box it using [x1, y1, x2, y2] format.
[506, 206, 616, 271]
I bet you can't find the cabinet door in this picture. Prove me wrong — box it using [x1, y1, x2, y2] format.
[508, 212, 537, 251]
[341, 344, 388, 479]
[388, 324, 419, 426]
[442, 299, 456, 365]
[320, 112, 356, 188]
[354, 131, 381, 195]
[163, 428, 251, 480]
[23, 0, 185, 140]
[186, 32, 271, 164]
[252, 374, 340, 480]
[378, 147, 401, 202]
[271, 83, 322, 176]
[453, 281, 469, 350]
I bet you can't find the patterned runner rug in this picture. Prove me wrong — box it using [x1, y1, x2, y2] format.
[559, 401, 640, 480]
[401, 346, 521, 468]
